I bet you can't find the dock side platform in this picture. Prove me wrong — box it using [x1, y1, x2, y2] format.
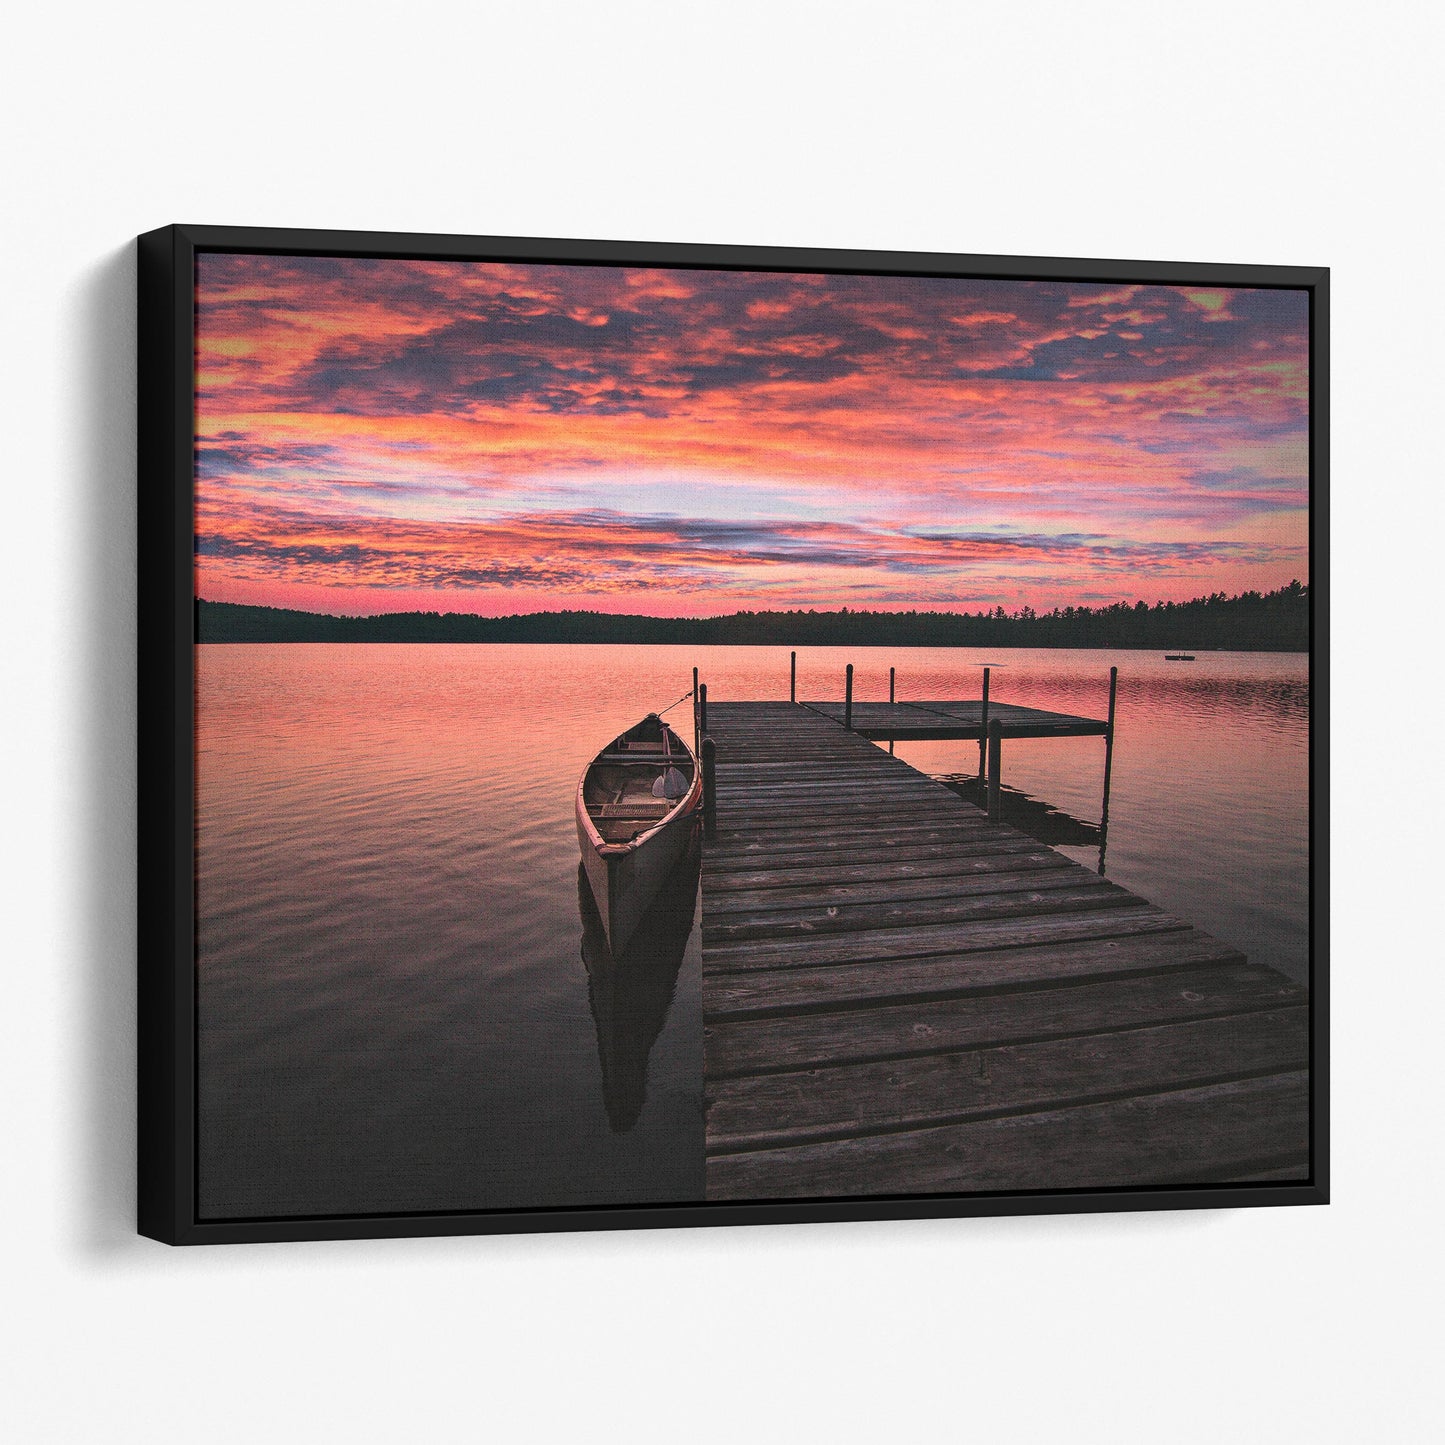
[804, 698, 1108, 740]
[699, 701, 1309, 1202]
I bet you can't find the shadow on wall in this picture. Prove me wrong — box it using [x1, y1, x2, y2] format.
[73, 242, 139, 1255]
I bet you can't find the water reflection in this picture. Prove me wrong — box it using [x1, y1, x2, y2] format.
[938, 774, 1103, 848]
[195, 643, 1306, 1215]
[1114, 671, 1310, 726]
[578, 841, 701, 1132]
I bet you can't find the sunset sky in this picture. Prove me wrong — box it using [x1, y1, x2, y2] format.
[194, 254, 1310, 617]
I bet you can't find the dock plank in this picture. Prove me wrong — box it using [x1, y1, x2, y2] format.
[707, 818, 1000, 854]
[703, 902, 1183, 973]
[707, 1007, 1309, 1152]
[706, 1072, 1311, 1199]
[702, 842, 1070, 890]
[703, 927, 1263, 1019]
[702, 874, 1131, 942]
[703, 826, 1019, 866]
[703, 855, 1076, 909]
[705, 954, 1298, 1062]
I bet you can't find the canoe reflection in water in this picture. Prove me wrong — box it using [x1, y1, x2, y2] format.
[577, 837, 701, 1132]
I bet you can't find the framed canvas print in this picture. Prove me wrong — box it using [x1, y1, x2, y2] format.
[137, 225, 1327, 1244]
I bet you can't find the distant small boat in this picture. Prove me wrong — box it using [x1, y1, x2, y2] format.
[576, 714, 703, 954]
[1164, 653, 1196, 661]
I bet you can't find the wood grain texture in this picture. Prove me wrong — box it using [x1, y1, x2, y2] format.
[703, 903, 1183, 973]
[705, 955, 1299, 1061]
[706, 1007, 1309, 1151]
[707, 1072, 1311, 1199]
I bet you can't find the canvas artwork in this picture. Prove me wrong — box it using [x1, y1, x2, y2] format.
[138, 228, 1324, 1242]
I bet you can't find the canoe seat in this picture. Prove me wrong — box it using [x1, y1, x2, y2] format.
[596, 802, 673, 819]
[595, 752, 691, 767]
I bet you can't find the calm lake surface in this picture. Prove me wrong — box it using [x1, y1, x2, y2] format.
[196, 643, 1310, 1219]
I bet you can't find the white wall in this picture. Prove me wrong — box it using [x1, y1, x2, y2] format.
[2, 2, 1439, 1440]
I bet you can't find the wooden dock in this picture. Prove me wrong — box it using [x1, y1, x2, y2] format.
[699, 701, 1309, 1201]
[805, 699, 1108, 740]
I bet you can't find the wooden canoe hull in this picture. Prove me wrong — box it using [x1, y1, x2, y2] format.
[577, 796, 700, 956]
[576, 717, 703, 955]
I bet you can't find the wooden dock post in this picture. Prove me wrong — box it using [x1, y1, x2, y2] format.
[699, 681, 708, 736]
[693, 666, 700, 752]
[844, 663, 854, 731]
[978, 665, 991, 777]
[889, 666, 895, 704]
[702, 736, 717, 840]
[987, 717, 1003, 821]
[1099, 665, 1118, 873]
[790, 650, 796, 703]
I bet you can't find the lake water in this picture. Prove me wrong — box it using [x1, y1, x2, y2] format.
[195, 643, 1310, 1219]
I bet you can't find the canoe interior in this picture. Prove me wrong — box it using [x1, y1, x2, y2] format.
[582, 716, 697, 845]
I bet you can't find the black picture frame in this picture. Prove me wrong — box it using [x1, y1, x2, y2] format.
[138, 223, 1327, 1245]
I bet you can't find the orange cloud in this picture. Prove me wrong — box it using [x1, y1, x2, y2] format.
[193, 256, 1311, 615]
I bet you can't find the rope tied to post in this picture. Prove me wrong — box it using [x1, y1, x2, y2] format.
[655, 686, 694, 718]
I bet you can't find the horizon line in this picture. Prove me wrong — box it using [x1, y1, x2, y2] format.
[197, 582, 1307, 624]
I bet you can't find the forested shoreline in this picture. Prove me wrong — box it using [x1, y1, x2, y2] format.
[196, 581, 1309, 650]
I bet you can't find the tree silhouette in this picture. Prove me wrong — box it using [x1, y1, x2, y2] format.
[196, 582, 1310, 651]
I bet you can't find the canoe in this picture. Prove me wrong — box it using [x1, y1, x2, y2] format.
[576, 714, 703, 955]
[1164, 653, 1196, 661]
